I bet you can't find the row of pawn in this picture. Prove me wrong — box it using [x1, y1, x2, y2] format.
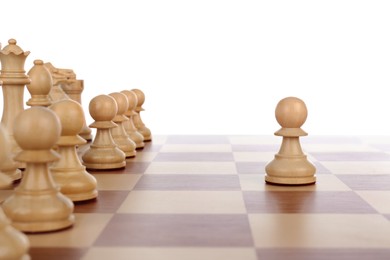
[82, 90, 151, 170]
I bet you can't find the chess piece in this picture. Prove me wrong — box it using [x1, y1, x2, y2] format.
[26, 60, 52, 107]
[121, 90, 145, 149]
[265, 97, 316, 185]
[0, 207, 30, 260]
[44, 62, 92, 141]
[0, 98, 22, 181]
[0, 126, 30, 260]
[81, 95, 126, 170]
[131, 89, 152, 141]
[0, 125, 14, 188]
[2, 107, 75, 232]
[109, 92, 137, 157]
[49, 99, 98, 202]
[0, 39, 31, 169]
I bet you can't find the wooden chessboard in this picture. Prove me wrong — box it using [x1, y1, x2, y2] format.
[2, 134, 390, 260]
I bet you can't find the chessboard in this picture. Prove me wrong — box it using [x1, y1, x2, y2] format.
[2, 134, 390, 260]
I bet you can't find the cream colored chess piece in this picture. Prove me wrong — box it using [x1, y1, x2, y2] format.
[109, 92, 137, 157]
[0, 86, 22, 181]
[2, 107, 75, 232]
[121, 90, 145, 149]
[49, 99, 98, 202]
[131, 89, 152, 141]
[26, 60, 52, 107]
[0, 39, 30, 170]
[0, 126, 30, 260]
[81, 95, 126, 170]
[44, 62, 92, 141]
[265, 97, 316, 185]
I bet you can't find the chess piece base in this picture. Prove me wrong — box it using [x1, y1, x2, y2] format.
[265, 154, 316, 185]
[51, 167, 98, 202]
[82, 146, 126, 170]
[2, 190, 75, 233]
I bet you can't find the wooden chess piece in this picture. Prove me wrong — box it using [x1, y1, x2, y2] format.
[0, 208, 30, 260]
[121, 90, 145, 149]
[60, 79, 92, 141]
[2, 107, 75, 232]
[26, 60, 52, 107]
[49, 99, 98, 202]
[265, 97, 316, 185]
[0, 39, 31, 170]
[109, 92, 137, 157]
[44, 62, 92, 141]
[131, 89, 152, 141]
[81, 95, 126, 170]
[0, 105, 22, 182]
[0, 126, 30, 260]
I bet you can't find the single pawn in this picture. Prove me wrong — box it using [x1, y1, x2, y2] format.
[121, 90, 145, 149]
[265, 97, 316, 185]
[81, 95, 126, 170]
[49, 99, 98, 202]
[131, 89, 152, 141]
[109, 92, 137, 157]
[0, 126, 30, 260]
[26, 60, 52, 107]
[2, 107, 75, 232]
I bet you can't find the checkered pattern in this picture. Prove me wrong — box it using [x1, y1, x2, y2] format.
[2, 135, 390, 260]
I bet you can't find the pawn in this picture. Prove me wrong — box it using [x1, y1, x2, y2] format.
[131, 89, 152, 141]
[0, 207, 30, 260]
[2, 107, 74, 232]
[0, 126, 30, 259]
[49, 99, 98, 202]
[265, 97, 316, 185]
[121, 90, 145, 149]
[81, 95, 126, 170]
[26, 59, 52, 107]
[109, 92, 137, 157]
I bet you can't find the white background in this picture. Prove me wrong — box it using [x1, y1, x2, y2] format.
[1, 0, 390, 135]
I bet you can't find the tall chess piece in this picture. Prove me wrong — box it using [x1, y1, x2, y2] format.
[265, 97, 316, 185]
[109, 92, 137, 158]
[2, 107, 75, 232]
[131, 89, 152, 141]
[0, 126, 30, 260]
[26, 60, 52, 107]
[0, 39, 31, 170]
[49, 99, 98, 202]
[121, 90, 145, 149]
[0, 85, 22, 182]
[81, 95, 126, 170]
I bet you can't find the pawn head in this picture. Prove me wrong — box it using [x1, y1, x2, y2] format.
[50, 99, 85, 136]
[109, 92, 129, 116]
[275, 97, 308, 128]
[89, 94, 118, 122]
[13, 107, 61, 150]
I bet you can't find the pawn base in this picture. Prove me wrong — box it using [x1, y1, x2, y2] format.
[265, 154, 316, 186]
[51, 167, 98, 202]
[82, 146, 126, 170]
[2, 191, 75, 233]
[265, 175, 316, 185]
